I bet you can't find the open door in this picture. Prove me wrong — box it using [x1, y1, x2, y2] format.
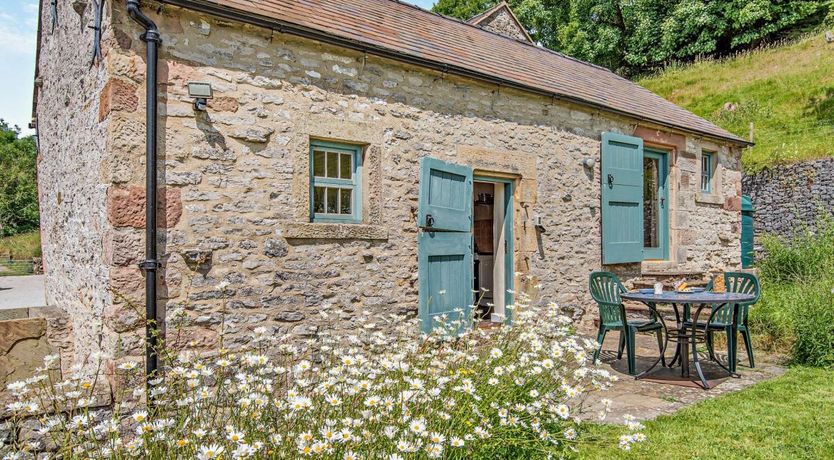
[418, 157, 473, 334]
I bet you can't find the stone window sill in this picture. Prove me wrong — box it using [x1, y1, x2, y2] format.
[695, 193, 723, 205]
[282, 222, 388, 240]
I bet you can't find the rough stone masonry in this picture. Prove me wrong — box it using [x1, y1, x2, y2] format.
[743, 157, 834, 243]
[33, 0, 744, 386]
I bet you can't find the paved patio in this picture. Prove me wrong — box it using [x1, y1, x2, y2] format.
[0, 275, 46, 311]
[581, 330, 785, 423]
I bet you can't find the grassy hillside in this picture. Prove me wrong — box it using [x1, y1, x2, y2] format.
[0, 230, 41, 259]
[639, 32, 834, 171]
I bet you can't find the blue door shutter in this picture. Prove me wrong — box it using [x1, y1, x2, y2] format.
[418, 157, 473, 232]
[418, 232, 473, 334]
[601, 132, 644, 264]
[418, 157, 473, 334]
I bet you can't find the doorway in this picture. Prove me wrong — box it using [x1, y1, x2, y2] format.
[643, 149, 669, 260]
[472, 178, 513, 323]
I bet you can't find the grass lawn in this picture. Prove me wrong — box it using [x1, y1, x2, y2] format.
[579, 367, 834, 459]
[639, 32, 834, 171]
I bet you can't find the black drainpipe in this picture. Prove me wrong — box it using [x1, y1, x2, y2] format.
[126, 0, 161, 397]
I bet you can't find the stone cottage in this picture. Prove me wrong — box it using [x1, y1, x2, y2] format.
[32, 0, 750, 374]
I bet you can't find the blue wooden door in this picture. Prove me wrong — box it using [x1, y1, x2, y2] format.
[601, 132, 644, 264]
[418, 157, 473, 334]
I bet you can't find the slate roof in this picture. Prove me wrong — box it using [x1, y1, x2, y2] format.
[166, 0, 749, 145]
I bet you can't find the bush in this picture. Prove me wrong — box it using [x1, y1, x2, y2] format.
[1, 293, 643, 458]
[750, 217, 834, 367]
[0, 120, 39, 238]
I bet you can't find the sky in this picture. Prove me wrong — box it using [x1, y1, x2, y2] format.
[1, 0, 39, 135]
[0, 0, 436, 137]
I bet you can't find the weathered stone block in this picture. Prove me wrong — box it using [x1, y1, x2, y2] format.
[275, 311, 305, 322]
[229, 126, 274, 143]
[98, 78, 139, 122]
[109, 266, 145, 299]
[104, 231, 145, 266]
[106, 186, 182, 228]
[264, 238, 289, 257]
[208, 97, 239, 112]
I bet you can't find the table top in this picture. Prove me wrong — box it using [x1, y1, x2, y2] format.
[621, 290, 757, 304]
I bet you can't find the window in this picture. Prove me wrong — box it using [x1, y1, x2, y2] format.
[310, 141, 362, 223]
[701, 152, 714, 193]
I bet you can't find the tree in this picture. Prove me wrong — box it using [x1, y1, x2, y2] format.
[433, 0, 828, 75]
[0, 120, 39, 238]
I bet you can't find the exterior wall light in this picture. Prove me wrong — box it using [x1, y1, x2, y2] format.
[187, 82, 213, 111]
[582, 158, 596, 169]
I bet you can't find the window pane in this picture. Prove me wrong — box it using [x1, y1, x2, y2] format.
[340, 188, 352, 214]
[313, 186, 325, 214]
[326, 151, 339, 178]
[313, 151, 326, 177]
[340, 153, 353, 179]
[326, 187, 338, 214]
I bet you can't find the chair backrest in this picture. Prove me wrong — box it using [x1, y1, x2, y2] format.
[708, 272, 760, 324]
[724, 272, 760, 303]
[589, 272, 626, 326]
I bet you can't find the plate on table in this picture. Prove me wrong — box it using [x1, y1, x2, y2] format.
[637, 288, 655, 294]
[676, 287, 706, 294]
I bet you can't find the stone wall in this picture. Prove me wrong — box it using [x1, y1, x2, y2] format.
[36, 0, 744, 375]
[0, 307, 76, 410]
[34, 0, 115, 370]
[742, 158, 834, 241]
[475, 8, 529, 42]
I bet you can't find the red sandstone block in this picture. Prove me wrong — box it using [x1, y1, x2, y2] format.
[98, 79, 139, 122]
[107, 186, 182, 228]
[724, 196, 741, 211]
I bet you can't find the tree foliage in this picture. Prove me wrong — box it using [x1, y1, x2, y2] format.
[433, 0, 828, 74]
[0, 120, 39, 238]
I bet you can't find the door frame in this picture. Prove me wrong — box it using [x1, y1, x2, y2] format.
[473, 175, 514, 324]
[643, 148, 669, 260]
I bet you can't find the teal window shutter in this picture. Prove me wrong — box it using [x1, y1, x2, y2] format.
[601, 132, 644, 264]
[418, 157, 474, 334]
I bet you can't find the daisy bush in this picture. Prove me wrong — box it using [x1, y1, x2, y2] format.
[1, 291, 643, 459]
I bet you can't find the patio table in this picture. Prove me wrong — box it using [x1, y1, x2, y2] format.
[620, 290, 757, 390]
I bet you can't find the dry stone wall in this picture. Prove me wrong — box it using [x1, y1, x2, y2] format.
[35, 0, 743, 374]
[742, 158, 834, 241]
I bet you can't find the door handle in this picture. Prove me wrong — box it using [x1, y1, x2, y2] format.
[425, 214, 434, 227]
[607, 174, 614, 188]
[660, 197, 666, 208]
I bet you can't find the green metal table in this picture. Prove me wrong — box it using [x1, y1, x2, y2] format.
[621, 291, 757, 389]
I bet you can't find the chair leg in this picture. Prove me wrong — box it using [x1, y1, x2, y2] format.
[626, 326, 637, 376]
[655, 329, 666, 367]
[617, 332, 625, 360]
[593, 326, 607, 364]
[741, 328, 755, 368]
[706, 330, 716, 361]
[725, 326, 736, 373]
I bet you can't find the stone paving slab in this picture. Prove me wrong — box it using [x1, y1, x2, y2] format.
[581, 330, 785, 424]
[0, 275, 46, 310]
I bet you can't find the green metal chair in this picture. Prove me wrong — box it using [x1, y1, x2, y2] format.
[589, 272, 665, 376]
[686, 272, 760, 372]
